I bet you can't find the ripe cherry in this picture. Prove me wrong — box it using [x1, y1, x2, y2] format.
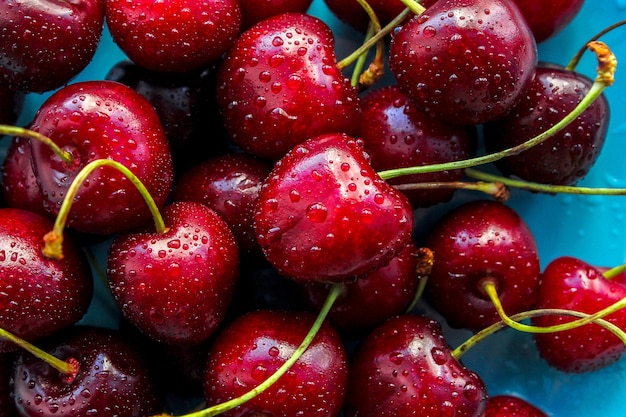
[483, 395, 548, 417]
[511, 0, 585, 43]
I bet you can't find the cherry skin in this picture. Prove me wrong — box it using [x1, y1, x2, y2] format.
[216, 12, 361, 160]
[203, 309, 348, 417]
[322, 0, 410, 32]
[532, 256, 626, 373]
[107, 201, 240, 346]
[11, 326, 162, 417]
[106, 0, 241, 73]
[389, 0, 537, 125]
[254, 132, 414, 283]
[0, 0, 106, 93]
[483, 395, 548, 417]
[238, 0, 313, 29]
[28, 80, 174, 236]
[484, 63, 610, 185]
[424, 200, 541, 331]
[511, 0, 584, 43]
[0, 208, 93, 353]
[358, 85, 477, 208]
[344, 314, 488, 417]
[171, 153, 272, 257]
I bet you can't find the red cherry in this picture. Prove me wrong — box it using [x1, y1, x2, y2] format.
[511, 0, 585, 43]
[483, 395, 548, 417]
[0, 0, 106, 93]
[389, 0, 537, 125]
[532, 256, 626, 373]
[107, 201, 239, 346]
[344, 314, 488, 417]
[0, 208, 92, 353]
[216, 12, 361, 160]
[424, 200, 541, 331]
[28, 80, 174, 236]
[11, 326, 162, 417]
[203, 309, 348, 417]
[239, 0, 313, 29]
[254, 133, 414, 283]
[484, 64, 610, 185]
[322, 0, 411, 32]
[105, 0, 241, 73]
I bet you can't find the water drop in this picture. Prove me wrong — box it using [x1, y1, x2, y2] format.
[306, 203, 327, 223]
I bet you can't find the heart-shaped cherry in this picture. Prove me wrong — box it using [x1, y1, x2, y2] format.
[0, 208, 92, 353]
[254, 132, 414, 283]
[216, 12, 361, 160]
[483, 395, 548, 417]
[389, 0, 537, 125]
[532, 256, 626, 373]
[344, 314, 488, 417]
[107, 201, 239, 346]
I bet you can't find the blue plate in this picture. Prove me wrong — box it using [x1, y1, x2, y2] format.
[11, 1, 626, 416]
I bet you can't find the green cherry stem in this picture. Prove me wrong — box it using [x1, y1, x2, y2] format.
[465, 168, 626, 196]
[351, 23, 376, 87]
[393, 180, 510, 202]
[603, 263, 626, 280]
[405, 247, 434, 313]
[379, 41, 615, 181]
[452, 308, 626, 360]
[154, 283, 344, 417]
[42, 159, 167, 260]
[481, 278, 626, 338]
[397, 0, 427, 15]
[351, 0, 385, 89]
[0, 124, 73, 164]
[566, 19, 626, 71]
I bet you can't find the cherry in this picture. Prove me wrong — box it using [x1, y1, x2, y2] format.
[216, 12, 361, 160]
[322, 0, 410, 32]
[532, 256, 626, 373]
[253, 132, 414, 283]
[105, 0, 242, 73]
[0, 0, 106, 93]
[107, 201, 240, 346]
[483, 395, 548, 417]
[10, 325, 162, 417]
[511, 0, 585, 43]
[424, 200, 541, 331]
[389, 0, 537, 125]
[344, 314, 488, 417]
[171, 153, 272, 256]
[0, 208, 92, 353]
[358, 85, 477, 208]
[239, 0, 313, 29]
[203, 309, 348, 417]
[484, 63, 610, 185]
[28, 80, 174, 236]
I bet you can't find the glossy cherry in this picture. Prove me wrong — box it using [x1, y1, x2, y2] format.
[28, 80, 174, 236]
[483, 395, 548, 417]
[0, 208, 92, 353]
[105, 0, 241, 73]
[389, 0, 537, 125]
[532, 256, 626, 373]
[511, 0, 585, 43]
[216, 12, 361, 160]
[0, 0, 106, 93]
[204, 309, 348, 417]
[254, 132, 414, 283]
[424, 200, 541, 331]
[344, 314, 488, 417]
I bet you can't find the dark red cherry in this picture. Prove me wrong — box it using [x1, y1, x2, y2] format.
[424, 200, 541, 331]
[483, 395, 548, 417]
[389, 0, 537, 125]
[484, 64, 610, 185]
[204, 309, 348, 417]
[511, 0, 584, 43]
[322, 0, 411, 32]
[0, 0, 106, 93]
[344, 314, 488, 417]
[11, 326, 162, 417]
[358, 85, 477, 207]
[254, 133, 414, 283]
[0, 208, 92, 353]
[239, 0, 313, 29]
[216, 12, 361, 160]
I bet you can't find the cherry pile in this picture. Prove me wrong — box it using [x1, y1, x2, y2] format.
[2, 1, 626, 416]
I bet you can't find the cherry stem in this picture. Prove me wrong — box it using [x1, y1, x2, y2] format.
[481, 278, 626, 338]
[393, 180, 510, 202]
[405, 247, 434, 312]
[567, 19, 626, 71]
[351, 23, 376, 87]
[0, 327, 77, 376]
[397, 0, 427, 15]
[452, 308, 626, 360]
[465, 168, 626, 196]
[379, 41, 615, 181]
[0, 124, 73, 164]
[42, 159, 167, 260]
[603, 263, 626, 280]
[155, 283, 344, 417]
[351, 0, 385, 89]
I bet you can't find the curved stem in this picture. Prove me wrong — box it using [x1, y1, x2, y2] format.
[393, 180, 510, 202]
[42, 159, 167, 260]
[153, 283, 344, 417]
[603, 263, 626, 280]
[352, 0, 385, 89]
[0, 124, 73, 164]
[351, 23, 376, 87]
[405, 247, 433, 312]
[397, 0, 427, 15]
[567, 20, 626, 71]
